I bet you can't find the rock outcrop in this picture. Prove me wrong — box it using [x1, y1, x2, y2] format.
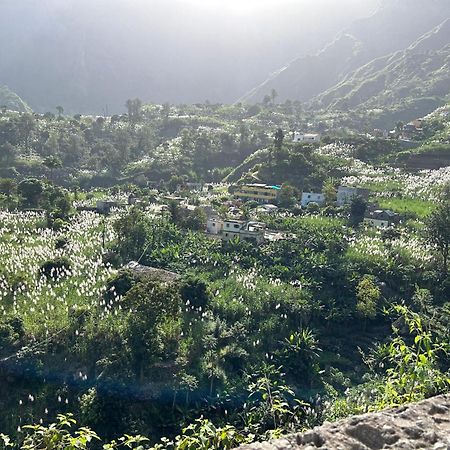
[237, 395, 450, 450]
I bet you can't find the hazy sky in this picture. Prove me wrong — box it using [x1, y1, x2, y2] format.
[174, 0, 379, 13]
[0, 0, 381, 111]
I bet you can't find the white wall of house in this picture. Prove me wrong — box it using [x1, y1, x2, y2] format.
[206, 218, 223, 235]
[301, 192, 325, 207]
[337, 186, 370, 206]
[207, 219, 266, 244]
[222, 230, 241, 241]
[223, 220, 243, 232]
[293, 132, 321, 143]
[337, 186, 359, 206]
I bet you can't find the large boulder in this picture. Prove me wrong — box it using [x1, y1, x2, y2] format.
[237, 395, 450, 449]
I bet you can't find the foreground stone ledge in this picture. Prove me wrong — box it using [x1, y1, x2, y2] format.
[236, 394, 450, 449]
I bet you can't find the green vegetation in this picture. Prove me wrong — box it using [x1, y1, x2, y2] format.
[0, 98, 450, 449]
[313, 20, 450, 129]
[0, 86, 30, 113]
[3, 0, 450, 445]
[377, 198, 434, 219]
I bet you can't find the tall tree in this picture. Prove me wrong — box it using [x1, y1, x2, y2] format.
[18, 113, 35, 152]
[273, 128, 285, 165]
[279, 183, 298, 208]
[271, 89, 278, 105]
[17, 178, 43, 208]
[0, 178, 17, 199]
[274, 128, 284, 151]
[43, 155, 62, 181]
[323, 178, 337, 205]
[356, 275, 380, 322]
[126, 98, 143, 127]
[427, 201, 450, 277]
[349, 196, 367, 227]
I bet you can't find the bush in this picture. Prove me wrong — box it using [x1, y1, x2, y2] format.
[306, 202, 320, 213]
[0, 316, 24, 347]
[55, 237, 69, 250]
[102, 251, 121, 268]
[104, 270, 136, 301]
[39, 257, 71, 280]
[48, 217, 68, 231]
[180, 275, 211, 310]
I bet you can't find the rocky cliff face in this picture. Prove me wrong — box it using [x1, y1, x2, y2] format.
[237, 395, 450, 450]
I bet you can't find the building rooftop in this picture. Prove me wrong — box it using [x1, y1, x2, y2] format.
[241, 183, 281, 190]
[125, 261, 180, 283]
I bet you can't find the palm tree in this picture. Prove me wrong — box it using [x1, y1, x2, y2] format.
[283, 329, 321, 385]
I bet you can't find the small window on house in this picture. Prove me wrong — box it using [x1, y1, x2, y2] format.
[234, 224, 239, 229]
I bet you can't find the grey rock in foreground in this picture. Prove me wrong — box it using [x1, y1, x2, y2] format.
[237, 395, 450, 449]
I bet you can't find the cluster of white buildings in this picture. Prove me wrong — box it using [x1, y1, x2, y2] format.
[301, 186, 370, 208]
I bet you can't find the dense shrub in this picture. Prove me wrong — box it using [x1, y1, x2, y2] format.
[55, 236, 69, 249]
[39, 257, 71, 280]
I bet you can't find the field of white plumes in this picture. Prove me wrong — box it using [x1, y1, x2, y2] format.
[0, 211, 117, 337]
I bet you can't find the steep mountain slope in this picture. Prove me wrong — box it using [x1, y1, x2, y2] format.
[0, 86, 31, 113]
[240, 0, 450, 104]
[314, 19, 450, 126]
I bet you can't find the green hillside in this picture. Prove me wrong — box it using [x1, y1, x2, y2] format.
[314, 20, 450, 127]
[240, 0, 450, 104]
[0, 85, 31, 113]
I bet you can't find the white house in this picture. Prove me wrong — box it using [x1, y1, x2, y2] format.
[364, 210, 400, 228]
[206, 218, 266, 244]
[293, 132, 321, 143]
[337, 186, 370, 206]
[186, 182, 204, 192]
[301, 192, 325, 207]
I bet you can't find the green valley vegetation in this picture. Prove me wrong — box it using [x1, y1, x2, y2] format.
[0, 86, 30, 114]
[2, 0, 450, 447]
[0, 88, 450, 448]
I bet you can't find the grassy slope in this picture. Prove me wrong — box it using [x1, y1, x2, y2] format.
[0, 85, 31, 113]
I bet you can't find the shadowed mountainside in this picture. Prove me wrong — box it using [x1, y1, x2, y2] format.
[240, 0, 450, 105]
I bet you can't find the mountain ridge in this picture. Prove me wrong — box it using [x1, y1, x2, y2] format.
[312, 18, 450, 126]
[240, 0, 450, 105]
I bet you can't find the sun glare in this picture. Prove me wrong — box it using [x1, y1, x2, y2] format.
[182, 0, 298, 13]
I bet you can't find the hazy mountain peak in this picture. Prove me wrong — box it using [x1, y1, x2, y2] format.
[240, 0, 450, 104]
